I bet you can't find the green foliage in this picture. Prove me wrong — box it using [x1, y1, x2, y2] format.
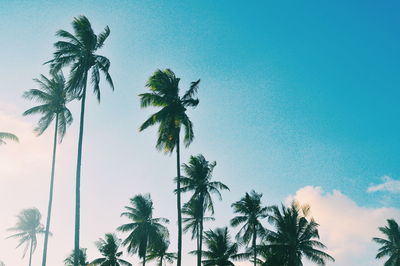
[117, 194, 169, 264]
[373, 219, 400, 266]
[7, 208, 45, 258]
[145, 237, 177, 266]
[23, 71, 73, 142]
[0, 132, 19, 145]
[64, 248, 89, 266]
[266, 202, 334, 266]
[202, 227, 238, 266]
[91, 233, 132, 266]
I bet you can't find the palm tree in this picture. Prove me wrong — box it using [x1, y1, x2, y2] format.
[202, 227, 238, 266]
[64, 248, 89, 266]
[146, 237, 177, 266]
[7, 208, 45, 266]
[230, 191, 269, 266]
[47, 15, 114, 265]
[266, 202, 334, 266]
[139, 69, 200, 266]
[117, 194, 169, 266]
[0, 132, 19, 145]
[91, 233, 132, 266]
[373, 219, 400, 265]
[179, 154, 229, 266]
[0, 260, 5, 266]
[23, 71, 73, 266]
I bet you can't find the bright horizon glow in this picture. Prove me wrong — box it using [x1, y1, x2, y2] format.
[1, 1, 400, 265]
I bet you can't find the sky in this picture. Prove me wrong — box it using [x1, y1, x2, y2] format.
[1, 0, 400, 265]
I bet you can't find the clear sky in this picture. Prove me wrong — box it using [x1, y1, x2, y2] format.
[0, 1, 400, 265]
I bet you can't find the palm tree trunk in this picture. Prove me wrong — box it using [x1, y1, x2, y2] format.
[74, 85, 87, 266]
[176, 131, 182, 266]
[253, 226, 257, 266]
[197, 197, 204, 266]
[28, 240, 33, 266]
[41, 114, 59, 266]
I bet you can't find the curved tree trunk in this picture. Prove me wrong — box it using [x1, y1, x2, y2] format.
[176, 131, 182, 266]
[74, 85, 87, 266]
[28, 240, 33, 266]
[253, 226, 257, 266]
[42, 114, 59, 266]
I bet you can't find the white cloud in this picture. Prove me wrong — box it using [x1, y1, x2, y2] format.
[288, 186, 400, 266]
[367, 176, 400, 193]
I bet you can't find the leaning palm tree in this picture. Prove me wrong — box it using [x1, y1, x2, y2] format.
[23, 71, 73, 266]
[0, 132, 19, 145]
[230, 191, 269, 266]
[117, 194, 169, 266]
[146, 237, 177, 266]
[179, 154, 229, 266]
[46, 15, 114, 265]
[373, 219, 400, 266]
[266, 202, 334, 266]
[139, 69, 200, 266]
[202, 227, 238, 266]
[91, 233, 132, 266]
[7, 208, 45, 266]
[64, 248, 89, 266]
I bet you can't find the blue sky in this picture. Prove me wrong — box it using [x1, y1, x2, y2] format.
[1, 1, 400, 265]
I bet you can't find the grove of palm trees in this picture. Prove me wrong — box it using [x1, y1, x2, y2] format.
[1, 2, 399, 266]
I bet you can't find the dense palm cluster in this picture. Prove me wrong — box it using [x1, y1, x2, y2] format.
[2, 15, 393, 266]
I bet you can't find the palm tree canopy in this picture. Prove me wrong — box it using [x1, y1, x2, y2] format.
[139, 69, 200, 153]
[373, 219, 400, 266]
[179, 154, 229, 214]
[266, 202, 334, 266]
[202, 227, 238, 266]
[64, 248, 90, 266]
[117, 194, 169, 259]
[91, 233, 132, 266]
[182, 199, 215, 240]
[7, 208, 45, 258]
[230, 190, 269, 245]
[0, 132, 19, 145]
[23, 71, 73, 141]
[46, 15, 114, 101]
[146, 237, 177, 266]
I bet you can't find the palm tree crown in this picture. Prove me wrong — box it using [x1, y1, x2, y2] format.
[373, 219, 400, 266]
[64, 248, 89, 266]
[91, 233, 132, 266]
[117, 194, 169, 266]
[145, 237, 177, 266]
[7, 208, 45, 266]
[0, 132, 19, 145]
[266, 202, 334, 266]
[202, 227, 238, 266]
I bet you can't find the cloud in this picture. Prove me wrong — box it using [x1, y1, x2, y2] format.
[367, 176, 400, 193]
[288, 186, 400, 266]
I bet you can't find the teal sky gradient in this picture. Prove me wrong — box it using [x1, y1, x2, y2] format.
[1, 1, 400, 265]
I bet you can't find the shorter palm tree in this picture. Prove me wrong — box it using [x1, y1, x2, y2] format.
[64, 248, 89, 266]
[146, 237, 177, 266]
[0, 132, 19, 145]
[117, 194, 169, 266]
[230, 190, 269, 266]
[266, 202, 334, 266]
[7, 208, 45, 266]
[202, 227, 238, 266]
[373, 219, 400, 265]
[91, 233, 132, 266]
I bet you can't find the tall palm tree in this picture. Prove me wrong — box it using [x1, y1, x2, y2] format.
[47, 15, 114, 265]
[64, 248, 89, 266]
[373, 219, 400, 265]
[266, 202, 334, 266]
[146, 237, 177, 266]
[202, 227, 238, 266]
[139, 69, 200, 266]
[7, 208, 45, 266]
[230, 191, 269, 266]
[179, 154, 229, 266]
[117, 194, 169, 266]
[91, 233, 132, 266]
[0, 132, 19, 145]
[23, 71, 73, 266]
